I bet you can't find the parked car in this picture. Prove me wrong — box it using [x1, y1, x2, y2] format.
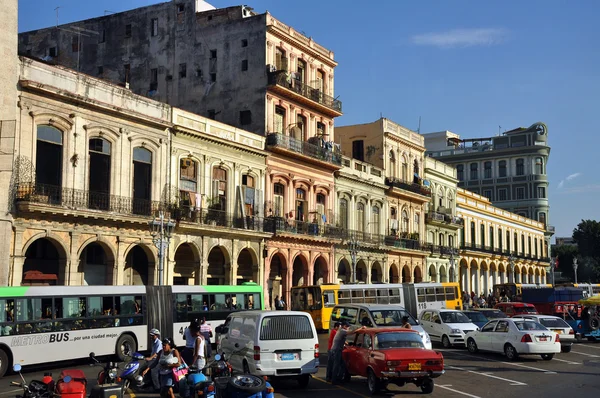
[462, 311, 489, 329]
[216, 310, 319, 388]
[342, 328, 444, 394]
[465, 318, 561, 360]
[473, 308, 507, 320]
[512, 314, 575, 352]
[418, 309, 478, 348]
[330, 304, 432, 349]
[494, 302, 538, 317]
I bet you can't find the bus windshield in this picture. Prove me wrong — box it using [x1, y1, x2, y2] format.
[369, 309, 417, 326]
[291, 287, 323, 311]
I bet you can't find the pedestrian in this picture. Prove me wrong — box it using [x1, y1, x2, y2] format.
[191, 327, 206, 371]
[143, 337, 181, 398]
[331, 321, 350, 385]
[401, 316, 412, 329]
[326, 321, 341, 382]
[274, 296, 281, 310]
[145, 328, 162, 392]
[182, 320, 199, 365]
[199, 318, 213, 359]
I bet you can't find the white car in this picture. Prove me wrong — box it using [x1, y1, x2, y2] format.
[465, 318, 561, 361]
[512, 314, 575, 352]
[419, 309, 479, 348]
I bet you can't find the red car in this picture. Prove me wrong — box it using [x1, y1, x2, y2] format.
[342, 328, 444, 394]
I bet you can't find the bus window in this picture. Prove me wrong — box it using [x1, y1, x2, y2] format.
[190, 294, 209, 312]
[0, 299, 15, 336]
[351, 289, 364, 303]
[307, 287, 322, 310]
[88, 296, 114, 317]
[365, 289, 377, 304]
[116, 295, 143, 326]
[376, 289, 388, 304]
[425, 287, 435, 302]
[445, 287, 456, 301]
[175, 294, 188, 321]
[435, 287, 445, 302]
[389, 289, 401, 304]
[211, 294, 227, 310]
[339, 290, 352, 304]
[291, 288, 306, 311]
[417, 288, 426, 303]
[244, 293, 260, 309]
[323, 291, 336, 307]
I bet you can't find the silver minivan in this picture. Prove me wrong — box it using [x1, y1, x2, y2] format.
[329, 303, 432, 349]
[216, 310, 319, 388]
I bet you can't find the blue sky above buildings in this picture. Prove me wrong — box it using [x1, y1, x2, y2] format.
[18, 0, 600, 239]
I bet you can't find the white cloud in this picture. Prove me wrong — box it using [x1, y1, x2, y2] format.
[558, 172, 582, 190]
[411, 28, 508, 48]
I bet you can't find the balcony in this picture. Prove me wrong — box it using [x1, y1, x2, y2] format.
[423, 244, 459, 257]
[266, 133, 342, 167]
[263, 216, 345, 240]
[385, 177, 432, 197]
[460, 243, 549, 262]
[546, 225, 555, 234]
[267, 71, 342, 116]
[340, 229, 427, 252]
[426, 211, 464, 228]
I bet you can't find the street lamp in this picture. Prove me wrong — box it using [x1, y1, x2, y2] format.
[449, 249, 457, 283]
[508, 254, 516, 284]
[149, 210, 176, 286]
[347, 237, 360, 284]
[550, 257, 557, 287]
[573, 257, 579, 284]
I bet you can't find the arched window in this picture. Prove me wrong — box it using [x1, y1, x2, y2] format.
[357, 202, 365, 232]
[390, 207, 398, 235]
[521, 234, 525, 255]
[498, 227, 503, 251]
[295, 188, 307, 221]
[470, 221, 476, 245]
[480, 223, 485, 247]
[402, 156, 408, 181]
[402, 210, 409, 233]
[516, 158, 525, 176]
[36, 125, 63, 188]
[211, 166, 228, 211]
[437, 188, 444, 208]
[414, 159, 419, 177]
[489, 226, 494, 249]
[449, 235, 454, 248]
[389, 150, 396, 178]
[534, 238, 538, 258]
[414, 212, 420, 233]
[339, 198, 348, 230]
[439, 233, 444, 246]
[506, 230, 511, 252]
[372, 206, 380, 234]
[448, 194, 454, 210]
[528, 236, 532, 256]
[514, 232, 518, 253]
[132, 147, 152, 215]
[273, 183, 284, 217]
[535, 157, 544, 175]
[89, 137, 111, 210]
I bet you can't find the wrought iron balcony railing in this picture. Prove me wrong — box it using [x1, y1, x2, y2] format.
[266, 133, 342, 166]
[460, 242, 548, 262]
[267, 71, 342, 113]
[385, 177, 432, 197]
[263, 216, 345, 239]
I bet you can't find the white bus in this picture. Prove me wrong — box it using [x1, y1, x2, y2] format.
[0, 283, 263, 377]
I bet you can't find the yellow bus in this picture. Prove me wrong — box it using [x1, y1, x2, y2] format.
[291, 282, 462, 331]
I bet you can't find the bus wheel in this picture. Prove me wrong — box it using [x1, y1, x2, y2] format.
[116, 334, 137, 361]
[0, 349, 9, 377]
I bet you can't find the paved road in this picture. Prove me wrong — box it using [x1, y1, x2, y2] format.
[2, 333, 600, 397]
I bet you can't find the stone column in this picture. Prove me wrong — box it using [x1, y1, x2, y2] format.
[230, 240, 239, 285]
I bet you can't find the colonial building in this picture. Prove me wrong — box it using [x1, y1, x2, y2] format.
[456, 188, 550, 296]
[423, 123, 553, 258]
[9, 56, 270, 288]
[336, 118, 431, 283]
[423, 157, 463, 283]
[333, 156, 387, 284]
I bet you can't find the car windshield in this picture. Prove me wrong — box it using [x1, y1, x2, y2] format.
[370, 309, 417, 326]
[539, 318, 570, 328]
[514, 320, 546, 331]
[515, 307, 538, 314]
[464, 312, 487, 323]
[481, 310, 506, 319]
[440, 312, 471, 323]
[374, 332, 424, 349]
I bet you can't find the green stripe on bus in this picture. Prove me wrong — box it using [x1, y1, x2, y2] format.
[203, 284, 262, 293]
[0, 286, 29, 297]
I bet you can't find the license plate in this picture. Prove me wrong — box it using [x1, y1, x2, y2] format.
[539, 337, 547, 341]
[280, 353, 296, 361]
[553, 330, 563, 334]
[408, 363, 421, 371]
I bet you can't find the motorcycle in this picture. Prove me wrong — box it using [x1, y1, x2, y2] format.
[209, 354, 274, 398]
[87, 353, 124, 398]
[117, 352, 152, 392]
[10, 364, 53, 398]
[55, 369, 87, 398]
[178, 366, 215, 398]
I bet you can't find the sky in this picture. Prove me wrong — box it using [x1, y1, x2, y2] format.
[17, 0, 600, 239]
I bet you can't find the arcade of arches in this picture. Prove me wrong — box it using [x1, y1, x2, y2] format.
[458, 258, 547, 296]
[335, 256, 423, 285]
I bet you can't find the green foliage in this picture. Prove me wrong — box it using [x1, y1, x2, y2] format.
[573, 220, 600, 258]
[552, 220, 600, 282]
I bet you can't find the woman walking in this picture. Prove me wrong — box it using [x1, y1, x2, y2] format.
[143, 337, 182, 398]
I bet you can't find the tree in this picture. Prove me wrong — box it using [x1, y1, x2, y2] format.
[551, 244, 578, 281]
[570, 220, 600, 282]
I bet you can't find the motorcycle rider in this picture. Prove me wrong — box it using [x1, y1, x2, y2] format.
[146, 328, 163, 392]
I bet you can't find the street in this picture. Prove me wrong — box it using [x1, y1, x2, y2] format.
[2, 333, 600, 398]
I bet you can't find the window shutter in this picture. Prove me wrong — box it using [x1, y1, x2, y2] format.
[274, 195, 283, 217]
[211, 180, 219, 203]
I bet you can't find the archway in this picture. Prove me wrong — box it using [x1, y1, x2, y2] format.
[237, 248, 256, 284]
[268, 253, 287, 310]
[498, 263, 506, 284]
[292, 254, 308, 286]
[428, 264, 437, 283]
[389, 263, 399, 283]
[23, 237, 66, 285]
[313, 256, 328, 285]
[207, 246, 228, 285]
[80, 242, 113, 285]
[439, 265, 447, 283]
[527, 268, 534, 284]
[535, 268, 541, 284]
[414, 265, 423, 283]
[402, 265, 411, 283]
[514, 265, 521, 283]
[173, 243, 198, 285]
[479, 261, 488, 295]
[469, 260, 479, 295]
[356, 260, 367, 283]
[371, 262, 383, 283]
[489, 263, 497, 288]
[124, 245, 151, 285]
[459, 259, 469, 294]
[338, 259, 351, 284]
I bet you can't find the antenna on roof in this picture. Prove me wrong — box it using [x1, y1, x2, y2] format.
[54, 6, 60, 27]
[418, 116, 422, 134]
[498, 125, 501, 136]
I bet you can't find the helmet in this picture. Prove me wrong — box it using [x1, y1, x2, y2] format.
[135, 375, 144, 386]
[149, 328, 160, 336]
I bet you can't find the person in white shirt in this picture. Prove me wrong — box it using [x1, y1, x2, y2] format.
[192, 328, 206, 371]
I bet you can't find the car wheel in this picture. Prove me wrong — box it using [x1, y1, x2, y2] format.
[441, 335, 451, 348]
[367, 369, 381, 394]
[561, 345, 572, 353]
[467, 338, 478, 353]
[541, 354, 554, 361]
[297, 374, 310, 389]
[421, 379, 434, 394]
[504, 344, 518, 361]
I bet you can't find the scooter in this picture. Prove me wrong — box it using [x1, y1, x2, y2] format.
[89, 353, 119, 385]
[118, 352, 152, 392]
[178, 366, 215, 398]
[10, 364, 53, 398]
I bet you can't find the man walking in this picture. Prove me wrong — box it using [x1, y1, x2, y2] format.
[326, 321, 341, 382]
[330, 321, 350, 385]
[145, 328, 162, 392]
